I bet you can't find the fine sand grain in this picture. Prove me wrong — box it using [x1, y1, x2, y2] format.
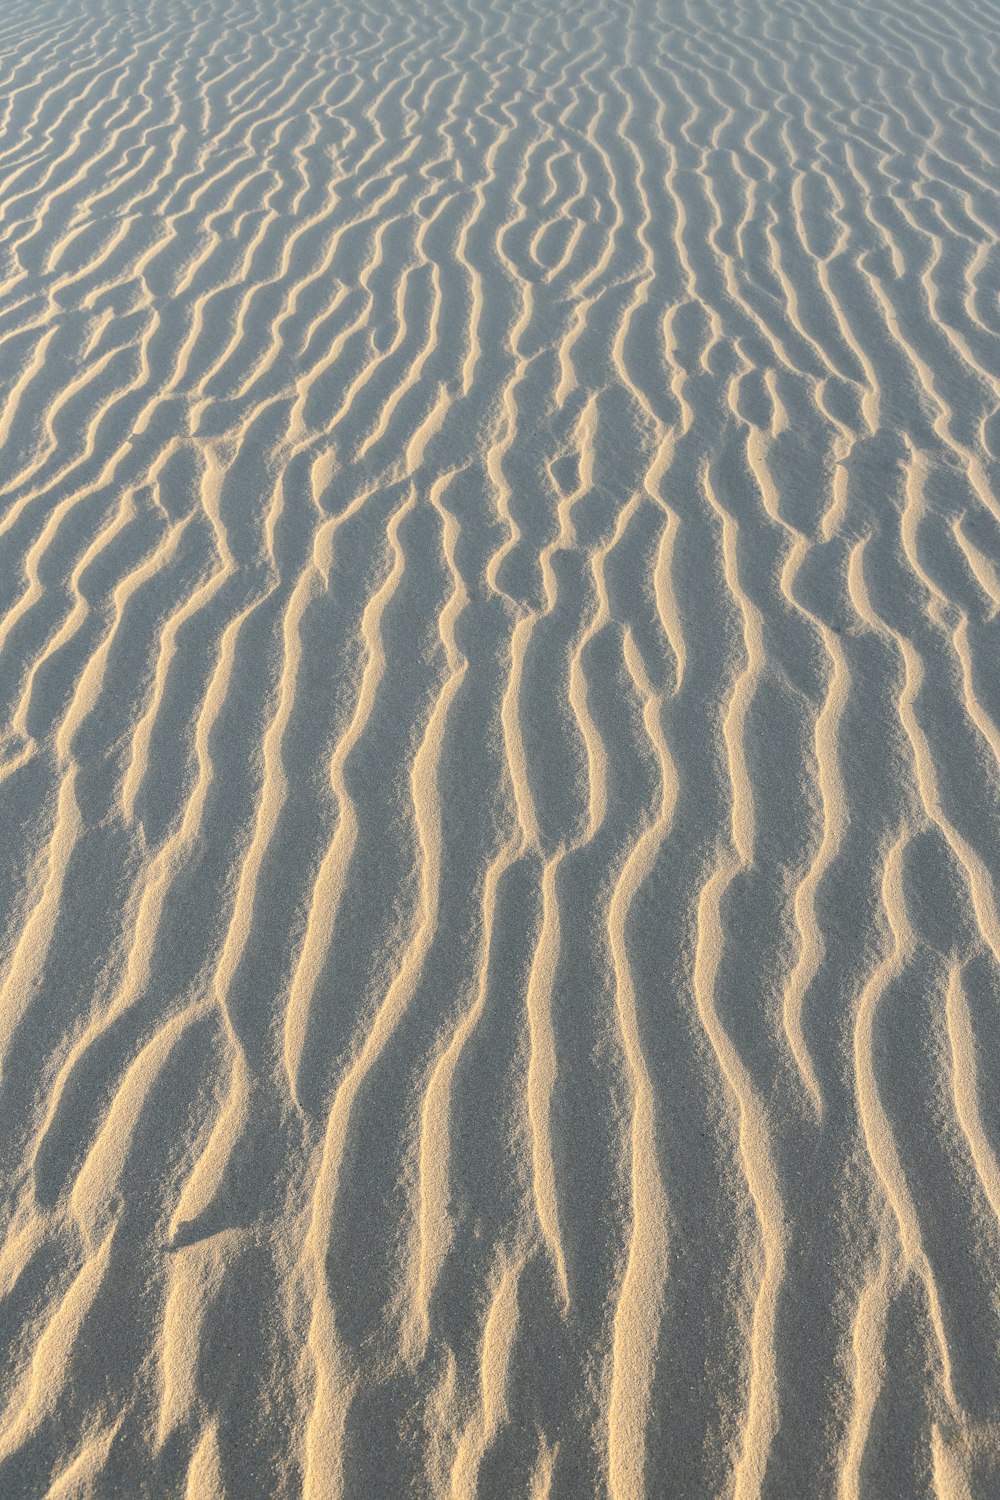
[1, 0, 999, 1494]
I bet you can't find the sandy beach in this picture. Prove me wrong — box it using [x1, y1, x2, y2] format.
[0, 0, 999, 1494]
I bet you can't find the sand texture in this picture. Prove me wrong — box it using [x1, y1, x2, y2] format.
[0, 0, 999, 1493]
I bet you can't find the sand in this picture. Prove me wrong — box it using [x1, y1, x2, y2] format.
[0, 0, 998, 1494]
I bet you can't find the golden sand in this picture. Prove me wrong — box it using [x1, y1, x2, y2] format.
[0, 0, 999, 1493]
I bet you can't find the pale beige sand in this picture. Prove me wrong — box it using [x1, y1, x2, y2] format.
[0, 0, 999, 1494]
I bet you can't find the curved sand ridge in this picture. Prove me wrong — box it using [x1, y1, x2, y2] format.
[0, 0, 999, 1493]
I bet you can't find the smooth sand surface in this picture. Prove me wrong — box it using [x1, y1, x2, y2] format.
[0, 0, 999, 1494]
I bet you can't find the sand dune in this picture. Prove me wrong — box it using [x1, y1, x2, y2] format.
[0, 0, 999, 1493]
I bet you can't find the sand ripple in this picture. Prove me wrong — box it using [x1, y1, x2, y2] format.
[1, 0, 999, 1494]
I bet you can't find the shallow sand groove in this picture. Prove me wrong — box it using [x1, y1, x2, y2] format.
[0, 0, 999, 1494]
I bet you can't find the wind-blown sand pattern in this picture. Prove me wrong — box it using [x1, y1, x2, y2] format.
[1, 0, 999, 1494]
